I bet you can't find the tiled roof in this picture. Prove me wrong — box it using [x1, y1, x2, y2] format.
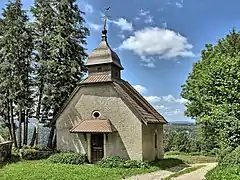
[80, 73, 112, 84]
[113, 80, 167, 124]
[70, 119, 117, 133]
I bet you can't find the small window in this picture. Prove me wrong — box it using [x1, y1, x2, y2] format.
[92, 111, 101, 118]
[154, 133, 158, 149]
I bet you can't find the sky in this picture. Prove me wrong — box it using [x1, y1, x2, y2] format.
[1, 0, 240, 122]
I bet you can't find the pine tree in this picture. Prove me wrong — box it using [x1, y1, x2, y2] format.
[31, 0, 89, 148]
[0, 0, 34, 148]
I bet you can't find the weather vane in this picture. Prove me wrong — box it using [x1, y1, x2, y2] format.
[102, 7, 111, 31]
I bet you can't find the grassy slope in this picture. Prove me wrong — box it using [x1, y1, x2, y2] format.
[0, 155, 216, 180]
[205, 166, 240, 180]
[165, 155, 216, 164]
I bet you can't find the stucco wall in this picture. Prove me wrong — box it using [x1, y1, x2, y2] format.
[142, 124, 164, 161]
[56, 83, 143, 161]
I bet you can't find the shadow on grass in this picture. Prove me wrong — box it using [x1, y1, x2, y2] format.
[0, 154, 21, 169]
[150, 158, 190, 172]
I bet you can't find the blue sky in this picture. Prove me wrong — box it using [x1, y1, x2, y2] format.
[1, 0, 240, 122]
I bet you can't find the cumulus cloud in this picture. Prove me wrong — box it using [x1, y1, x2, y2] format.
[133, 85, 147, 94]
[111, 18, 133, 31]
[119, 27, 194, 67]
[88, 22, 102, 31]
[162, 94, 188, 104]
[137, 9, 154, 24]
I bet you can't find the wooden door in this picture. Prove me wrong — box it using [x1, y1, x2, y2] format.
[91, 134, 104, 163]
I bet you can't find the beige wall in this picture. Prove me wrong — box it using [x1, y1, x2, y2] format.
[56, 83, 143, 161]
[142, 124, 164, 161]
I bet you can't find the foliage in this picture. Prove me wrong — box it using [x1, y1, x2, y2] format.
[218, 146, 240, 167]
[0, 160, 157, 180]
[97, 156, 150, 169]
[205, 166, 240, 180]
[164, 124, 201, 153]
[216, 146, 234, 163]
[0, 153, 21, 169]
[181, 29, 240, 151]
[48, 152, 87, 165]
[20, 148, 53, 160]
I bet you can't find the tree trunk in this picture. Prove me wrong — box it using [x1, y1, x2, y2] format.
[23, 109, 28, 145]
[18, 106, 22, 148]
[10, 100, 18, 148]
[47, 126, 55, 149]
[7, 101, 13, 141]
[29, 126, 36, 147]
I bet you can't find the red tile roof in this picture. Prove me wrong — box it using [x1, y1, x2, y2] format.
[70, 119, 117, 133]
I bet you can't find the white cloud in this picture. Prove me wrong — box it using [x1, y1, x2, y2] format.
[88, 22, 102, 31]
[144, 15, 154, 24]
[144, 96, 161, 104]
[135, 17, 140, 21]
[139, 9, 150, 16]
[133, 85, 147, 94]
[140, 56, 156, 68]
[119, 27, 194, 67]
[176, 2, 183, 8]
[162, 94, 188, 104]
[162, 21, 167, 29]
[83, 3, 93, 13]
[111, 18, 133, 31]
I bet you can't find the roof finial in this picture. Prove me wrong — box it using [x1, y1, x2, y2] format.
[101, 7, 111, 40]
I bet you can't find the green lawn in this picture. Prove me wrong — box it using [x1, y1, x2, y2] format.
[205, 166, 240, 180]
[164, 155, 216, 164]
[0, 155, 216, 180]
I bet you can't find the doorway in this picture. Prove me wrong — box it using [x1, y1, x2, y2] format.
[91, 134, 104, 163]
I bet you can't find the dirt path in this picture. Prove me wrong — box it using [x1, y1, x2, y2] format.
[125, 163, 217, 180]
[172, 163, 217, 180]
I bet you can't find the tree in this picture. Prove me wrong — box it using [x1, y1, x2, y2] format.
[0, 0, 33, 148]
[31, 0, 89, 148]
[181, 29, 240, 150]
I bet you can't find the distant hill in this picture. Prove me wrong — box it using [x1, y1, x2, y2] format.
[168, 120, 194, 125]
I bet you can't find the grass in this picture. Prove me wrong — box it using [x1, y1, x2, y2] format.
[0, 158, 185, 180]
[163, 165, 205, 180]
[164, 154, 216, 164]
[205, 166, 240, 180]
[0, 154, 216, 180]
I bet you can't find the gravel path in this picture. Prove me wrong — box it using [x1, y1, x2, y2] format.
[125, 163, 217, 180]
[172, 163, 217, 180]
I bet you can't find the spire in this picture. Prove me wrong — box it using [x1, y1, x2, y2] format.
[101, 9, 110, 41]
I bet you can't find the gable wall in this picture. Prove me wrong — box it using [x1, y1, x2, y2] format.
[56, 83, 143, 160]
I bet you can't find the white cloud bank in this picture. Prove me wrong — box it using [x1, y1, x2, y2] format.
[133, 85, 147, 94]
[119, 27, 194, 67]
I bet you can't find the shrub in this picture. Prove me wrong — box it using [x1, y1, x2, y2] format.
[97, 156, 150, 169]
[165, 151, 183, 156]
[188, 152, 202, 156]
[48, 152, 86, 165]
[219, 146, 240, 167]
[217, 146, 234, 163]
[20, 148, 53, 160]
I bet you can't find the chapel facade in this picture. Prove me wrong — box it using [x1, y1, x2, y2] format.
[54, 28, 167, 163]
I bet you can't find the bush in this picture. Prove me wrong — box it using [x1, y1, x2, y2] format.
[20, 148, 53, 160]
[216, 146, 234, 163]
[48, 152, 86, 165]
[219, 146, 240, 167]
[97, 156, 150, 169]
[165, 151, 183, 156]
